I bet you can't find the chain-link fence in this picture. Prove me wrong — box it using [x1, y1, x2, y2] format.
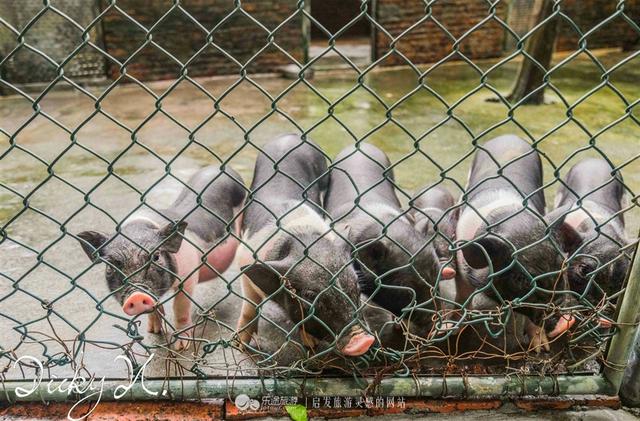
[1, 0, 639, 404]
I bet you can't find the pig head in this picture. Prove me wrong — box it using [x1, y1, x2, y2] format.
[241, 231, 372, 356]
[77, 219, 187, 315]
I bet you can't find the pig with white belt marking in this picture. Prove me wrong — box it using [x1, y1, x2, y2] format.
[456, 135, 581, 352]
[236, 134, 375, 357]
[77, 166, 246, 350]
[324, 143, 454, 336]
[554, 158, 631, 324]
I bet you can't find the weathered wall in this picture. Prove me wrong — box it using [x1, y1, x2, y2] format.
[373, 0, 509, 65]
[99, 0, 304, 81]
[1, 0, 637, 85]
[506, 0, 640, 52]
[557, 0, 640, 51]
[0, 0, 105, 85]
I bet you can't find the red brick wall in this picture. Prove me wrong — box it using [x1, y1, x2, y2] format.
[373, 0, 509, 65]
[506, 0, 640, 52]
[557, 0, 640, 51]
[100, 0, 304, 81]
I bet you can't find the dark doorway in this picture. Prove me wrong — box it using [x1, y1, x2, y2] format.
[310, 0, 370, 40]
[308, 0, 373, 68]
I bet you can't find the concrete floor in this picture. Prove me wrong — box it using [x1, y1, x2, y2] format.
[336, 409, 639, 420]
[255, 408, 640, 420]
[309, 37, 371, 69]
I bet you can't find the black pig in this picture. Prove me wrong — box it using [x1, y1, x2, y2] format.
[77, 166, 246, 349]
[554, 158, 631, 324]
[237, 134, 375, 357]
[456, 135, 581, 352]
[324, 143, 454, 336]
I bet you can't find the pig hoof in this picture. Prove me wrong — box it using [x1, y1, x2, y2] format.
[172, 323, 194, 351]
[173, 330, 193, 351]
[529, 328, 550, 354]
[173, 337, 191, 351]
[147, 313, 163, 334]
[235, 331, 253, 350]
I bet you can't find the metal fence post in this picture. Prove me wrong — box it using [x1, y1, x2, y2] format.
[604, 239, 640, 392]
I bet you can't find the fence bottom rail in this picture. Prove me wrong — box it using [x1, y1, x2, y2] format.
[0, 374, 616, 403]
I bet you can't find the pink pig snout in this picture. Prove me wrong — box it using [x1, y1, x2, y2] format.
[123, 291, 156, 316]
[340, 332, 375, 356]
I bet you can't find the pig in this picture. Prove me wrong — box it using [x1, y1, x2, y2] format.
[554, 158, 631, 323]
[324, 143, 455, 336]
[411, 185, 458, 279]
[236, 134, 375, 357]
[77, 166, 246, 350]
[456, 135, 581, 352]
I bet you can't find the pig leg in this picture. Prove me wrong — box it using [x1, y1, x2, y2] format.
[236, 275, 263, 347]
[172, 276, 197, 351]
[525, 318, 550, 353]
[147, 304, 165, 334]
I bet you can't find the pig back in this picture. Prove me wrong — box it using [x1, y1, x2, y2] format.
[557, 158, 625, 217]
[325, 143, 401, 218]
[165, 166, 246, 245]
[466, 135, 545, 213]
[243, 134, 329, 236]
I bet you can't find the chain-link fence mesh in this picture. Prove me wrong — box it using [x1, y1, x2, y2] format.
[0, 0, 639, 401]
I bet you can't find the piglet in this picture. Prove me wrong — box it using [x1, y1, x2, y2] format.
[324, 143, 455, 336]
[237, 134, 374, 357]
[456, 135, 580, 352]
[77, 166, 246, 350]
[554, 158, 631, 326]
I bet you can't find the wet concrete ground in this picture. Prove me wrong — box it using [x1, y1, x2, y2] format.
[0, 49, 639, 381]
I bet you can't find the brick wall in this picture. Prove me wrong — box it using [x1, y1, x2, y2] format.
[100, 0, 304, 81]
[373, 0, 509, 66]
[506, 0, 640, 52]
[0, 0, 105, 85]
[557, 0, 640, 51]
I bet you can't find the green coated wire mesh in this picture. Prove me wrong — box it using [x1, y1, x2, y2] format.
[0, 0, 639, 397]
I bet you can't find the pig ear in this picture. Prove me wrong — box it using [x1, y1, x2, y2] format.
[241, 260, 289, 296]
[356, 240, 389, 272]
[158, 220, 188, 253]
[77, 231, 109, 261]
[414, 217, 433, 235]
[545, 205, 583, 255]
[461, 235, 512, 271]
[404, 212, 416, 225]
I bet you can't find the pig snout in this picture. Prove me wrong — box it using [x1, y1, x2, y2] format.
[339, 327, 375, 356]
[548, 314, 576, 338]
[123, 291, 156, 316]
[441, 265, 456, 279]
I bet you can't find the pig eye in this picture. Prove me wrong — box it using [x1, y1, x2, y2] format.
[577, 263, 593, 278]
[152, 252, 161, 263]
[301, 290, 316, 302]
